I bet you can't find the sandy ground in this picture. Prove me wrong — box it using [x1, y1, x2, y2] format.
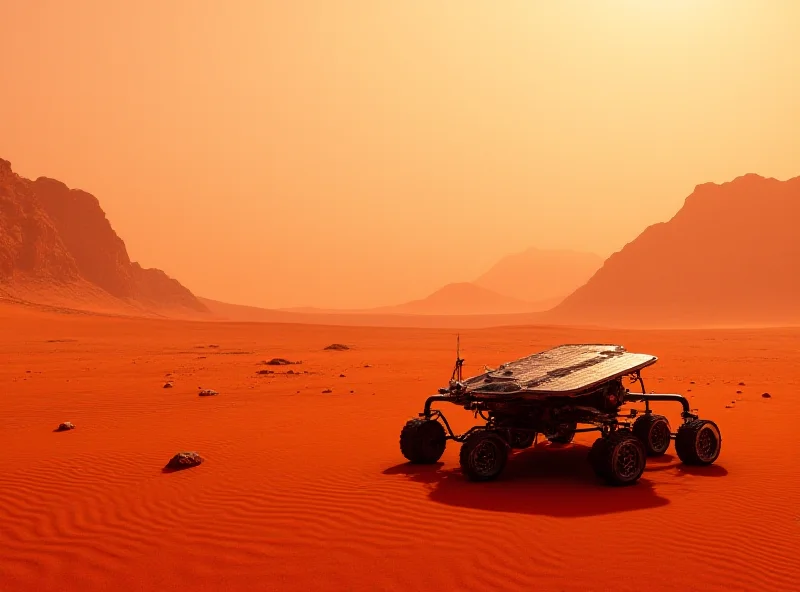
[1, 303, 798, 592]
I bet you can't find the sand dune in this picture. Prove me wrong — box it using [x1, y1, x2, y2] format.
[1, 301, 798, 592]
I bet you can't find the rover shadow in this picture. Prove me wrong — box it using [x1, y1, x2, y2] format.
[641, 453, 728, 477]
[384, 443, 671, 518]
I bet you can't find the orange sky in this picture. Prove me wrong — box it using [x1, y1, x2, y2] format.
[1, 1, 799, 309]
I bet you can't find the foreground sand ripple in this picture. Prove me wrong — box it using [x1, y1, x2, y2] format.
[1, 307, 798, 591]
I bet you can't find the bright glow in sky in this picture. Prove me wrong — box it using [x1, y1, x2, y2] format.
[1, 0, 798, 308]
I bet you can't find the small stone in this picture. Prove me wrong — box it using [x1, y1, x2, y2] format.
[165, 451, 203, 470]
[761, 392, 771, 398]
[324, 343, 349, 351]
[163, 382, 174, 388]
[364, 364, 372, 368]
[350, 390, 354, 393]
[738, 382, 745, 386]
[55, 422, 75, 432]
[339, 373, 346, 378]
[725, 404, 734, 409]
[287, 369, 295, 374]
[322, 388, 333, 393]
[257, 370, 274, 375]
[198, 389, 218, 397]
[208, 344, 219, 348]
[690, 381, 695, 384]
[687, 389, 692, 392]
[264, 358, 294, 366]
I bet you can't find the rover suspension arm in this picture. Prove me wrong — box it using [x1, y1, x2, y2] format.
[626, 393, 694, 417]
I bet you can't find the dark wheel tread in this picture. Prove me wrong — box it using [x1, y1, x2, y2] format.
[633, 414, 672, 456]
[675, 419, 721, 465]
[459, 431, 509, 482]
[589, 430, 646, 486]
[400, 418, 446, 464]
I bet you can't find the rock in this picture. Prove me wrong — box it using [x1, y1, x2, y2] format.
[761, 392, 771, 398]
[198, 389, 218, 397]
[256, 370, 274, 375]
[163, 382, 174, 388]
[264, 358, 295, 365]
[55, 422, 75, 432]
[736, 390, 742, 394]
[364, 364, 372, 368]
[324, 343, 349, 351]
[690, 381, 695, 384]
[725, 404, 734, 409]
[738, 382, 746, 386]
[339, 373, 346, 378]
[287, 369, 295, 374]
[322, 388, 333, 393]
[165, 451, 203, 470]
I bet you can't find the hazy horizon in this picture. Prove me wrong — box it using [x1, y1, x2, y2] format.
[3, 1, 799, 309]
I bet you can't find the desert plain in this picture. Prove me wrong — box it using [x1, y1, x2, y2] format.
[1, 302, 798, 592]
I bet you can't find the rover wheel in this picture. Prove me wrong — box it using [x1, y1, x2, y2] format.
[591, 431, 646, 486]
[633, 414, 672, 456]
[459, 431, 508, 482]
[675, 419, 721, 465]
[400, 418, 446, 464]
[588, 438, 607, 478]
[509, 430, 536, 449]
[545, 421, 577, 444]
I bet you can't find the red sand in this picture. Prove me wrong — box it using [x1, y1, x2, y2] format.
[1, 302, 798, 591]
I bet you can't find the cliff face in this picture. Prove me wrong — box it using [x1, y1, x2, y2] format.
[551, 174, 800, 326]
[0, 159, 207, 314]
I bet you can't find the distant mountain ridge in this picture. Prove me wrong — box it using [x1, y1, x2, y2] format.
[0, 158, 207, 314]
[550, 174, 800, 326]
[474, 248, 603, 302]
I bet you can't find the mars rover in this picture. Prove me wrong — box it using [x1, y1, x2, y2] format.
[399, 343, 722, 485]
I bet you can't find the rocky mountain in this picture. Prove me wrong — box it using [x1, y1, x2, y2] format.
[0, 158, 207, 314]
[550, 174, 800, 327]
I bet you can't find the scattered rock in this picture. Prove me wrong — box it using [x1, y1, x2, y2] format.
[738, 382, 745, 386]
[690, 381, 695, 384]
[257, 370, 274, 375]
[725, 404, 734, 409]
[736, 390, 742, 394]
[55, 422, 75, 432]
[208, 344, 219, 348]
[761, 392, 771, 398]
[163, 382, 174, 388]
[322, 388, 333, 393]
[296, 390, 300, 393]
[350, 390, 354, 393]
[264, 358, 295, 366]
[287, 369, 295, 374]
[364, 364, 372, 368]
[339, 373, 346, 378]
[198, 389, 219, 397]
[324, 343, 350, 351]
[687, 389, 692, 392]
[165, 451, 203, 470]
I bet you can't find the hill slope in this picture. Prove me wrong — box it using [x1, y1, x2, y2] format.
[473, 248, 603, 303]
[0, 158, 207, 315]
[370, 282, 539, 315]
[551, 174, 800, 327]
